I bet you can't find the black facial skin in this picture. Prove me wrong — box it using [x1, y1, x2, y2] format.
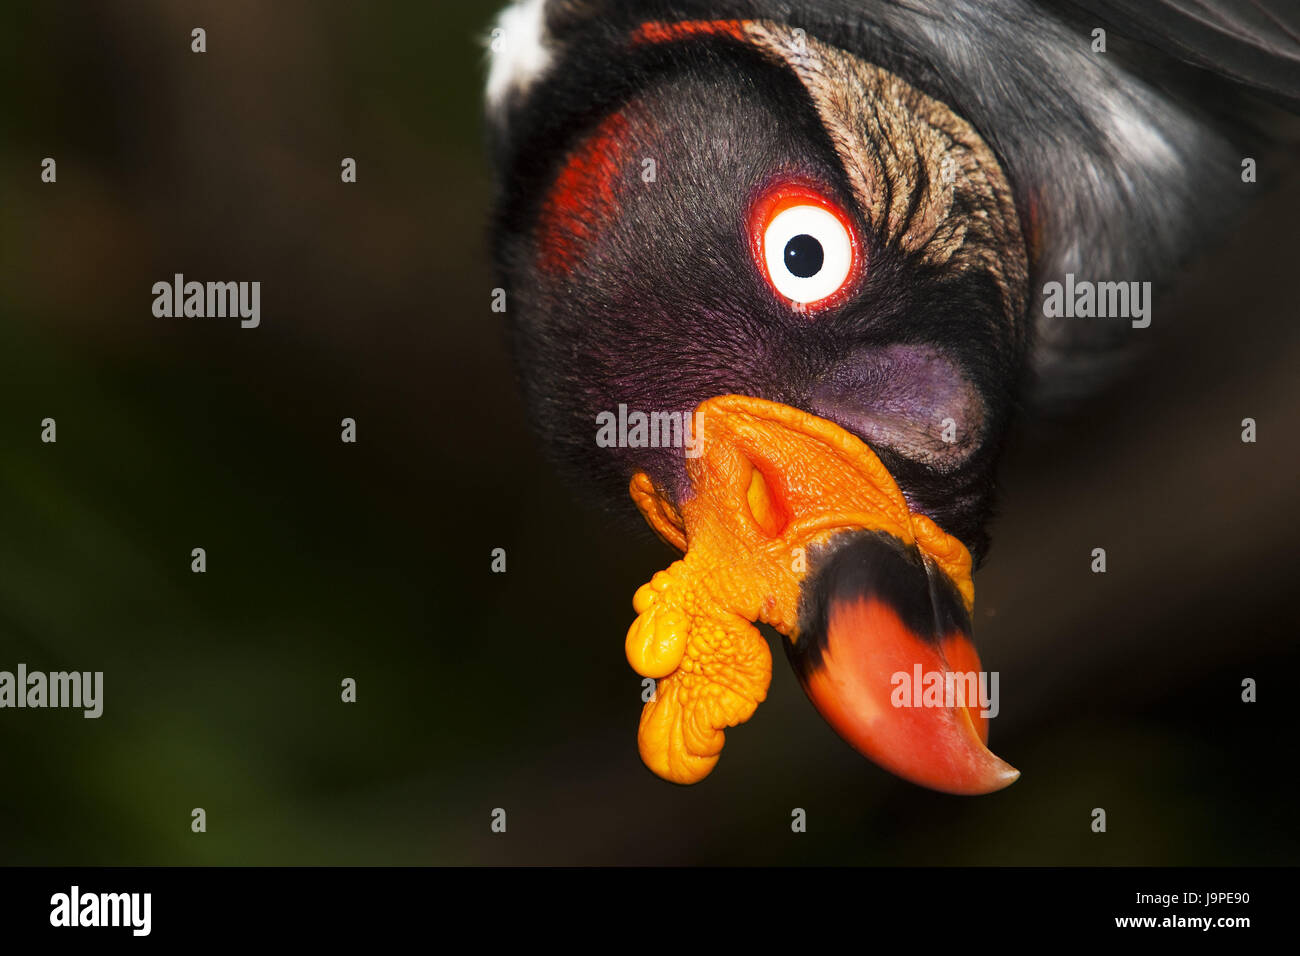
[494, 42, 1024, 561]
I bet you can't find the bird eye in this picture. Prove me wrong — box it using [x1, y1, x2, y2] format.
[752, 184, 858, 309]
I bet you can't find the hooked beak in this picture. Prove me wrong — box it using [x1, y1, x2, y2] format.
[626, 394, 1017, 794]
[787, 529, 1018, 795]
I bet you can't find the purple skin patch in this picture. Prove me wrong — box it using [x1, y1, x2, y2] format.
[808, 344, 987, 472]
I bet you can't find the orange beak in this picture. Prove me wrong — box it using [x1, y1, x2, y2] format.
[626, 394, 1017, 794]
[786, 530, 1018, 795]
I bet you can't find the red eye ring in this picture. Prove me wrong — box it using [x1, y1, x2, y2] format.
[748, 180, 861, 312]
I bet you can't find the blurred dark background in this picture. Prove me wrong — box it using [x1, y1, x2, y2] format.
[1, 1, 1296, 865]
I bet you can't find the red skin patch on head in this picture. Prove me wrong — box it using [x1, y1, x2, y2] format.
[536, 20, 752, 275]
[536, 111, 633, 276]
[631, 20, 748, 47]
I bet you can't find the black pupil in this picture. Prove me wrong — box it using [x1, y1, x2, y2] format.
[784, 234, 824, 278]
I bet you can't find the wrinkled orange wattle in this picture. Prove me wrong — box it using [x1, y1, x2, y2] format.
[625, 394, 977, 784]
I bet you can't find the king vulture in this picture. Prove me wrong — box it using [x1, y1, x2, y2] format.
[483, 0, 1300, 793]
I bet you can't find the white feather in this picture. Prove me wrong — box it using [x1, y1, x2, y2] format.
[485, 0, 554, 113]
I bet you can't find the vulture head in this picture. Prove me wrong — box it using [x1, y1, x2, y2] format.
[484, 0, 1295, 792]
